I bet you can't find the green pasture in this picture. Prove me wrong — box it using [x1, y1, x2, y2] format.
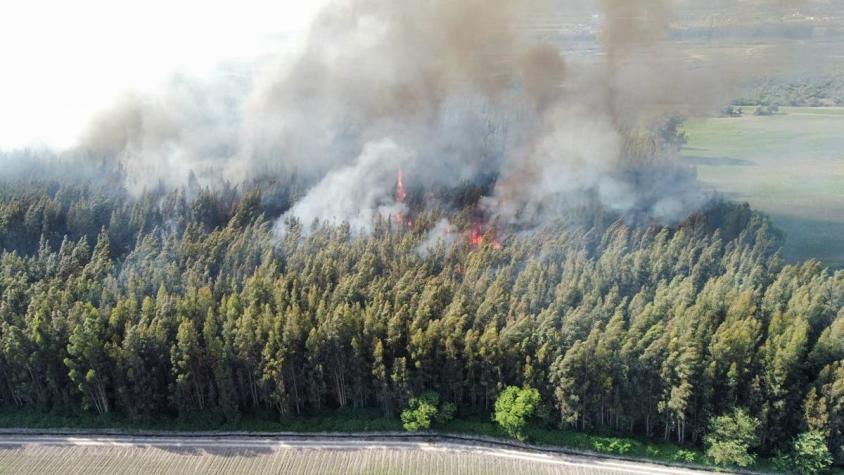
[681, 107, 844, 266]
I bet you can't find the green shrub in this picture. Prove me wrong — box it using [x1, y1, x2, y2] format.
[493, 386, 541, 441]
[672, 449, 696, 463]
[591, 437, 632, 455]
[790, 431, 833, 475]
[772, 451, 792, 472]
[704, 408, 760, 468]
[400, 392, 455, 431]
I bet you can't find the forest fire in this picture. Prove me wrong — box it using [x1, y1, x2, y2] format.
[468, 221, 502, 249]
[1, 0, 839, 466]
[393, 168, 412, 226]
[394, 168, 407, 203]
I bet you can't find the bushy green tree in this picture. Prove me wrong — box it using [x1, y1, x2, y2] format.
[790, 431, 833, 475]
[704, 408, 760, 467]
[494, 386, 541, 441]
[400, 391, 455, 431]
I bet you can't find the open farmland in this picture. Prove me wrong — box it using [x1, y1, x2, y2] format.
[0, 434, 708, 475]
[681, 106, 844, 266]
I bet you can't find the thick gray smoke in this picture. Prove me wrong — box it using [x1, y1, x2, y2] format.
[68, 0, 826, 234]
[266, 0, 719, 233]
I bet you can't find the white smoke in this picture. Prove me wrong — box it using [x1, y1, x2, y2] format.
[276, 138, 411, 234]
[416, 218, 459, 257]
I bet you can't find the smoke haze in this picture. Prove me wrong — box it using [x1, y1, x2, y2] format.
[7, 0, 839, 235]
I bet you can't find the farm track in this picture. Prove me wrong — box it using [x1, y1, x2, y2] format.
[0, 430, 719, 475]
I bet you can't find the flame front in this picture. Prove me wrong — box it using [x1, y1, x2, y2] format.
[395, 168, 407, 203]
[468, 222, 502, 250]
[394, 168, 411, 226]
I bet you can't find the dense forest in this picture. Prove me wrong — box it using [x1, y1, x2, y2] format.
[0, 178, 842, 464]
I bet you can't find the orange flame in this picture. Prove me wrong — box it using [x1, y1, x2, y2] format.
[469, 224, 484, 246]
[393, 168, 411, 226]
[395, 168, 407, 203]
[468, 222, 502, 250]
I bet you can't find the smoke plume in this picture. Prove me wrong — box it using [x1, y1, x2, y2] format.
[269, 0, 714, 232]
[280, 138, 410, 232]
[57, 0, 830, 234]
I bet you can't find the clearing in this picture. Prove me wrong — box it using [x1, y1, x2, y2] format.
[681, 106, 844, 266]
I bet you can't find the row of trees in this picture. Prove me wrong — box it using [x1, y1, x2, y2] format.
[703, 407, 835, 472]
[734, 76, 844, 107]
[0, 181, 841, 464]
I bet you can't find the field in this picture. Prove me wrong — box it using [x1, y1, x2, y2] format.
[681, 107, 844, 266]
[0, 435, 699, 475]
[0, 410, 712, 468]
[0, 446, 578, 475]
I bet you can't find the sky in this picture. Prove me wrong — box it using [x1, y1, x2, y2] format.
[1, 0, 839, 152]
[0, 0, 326, 150]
